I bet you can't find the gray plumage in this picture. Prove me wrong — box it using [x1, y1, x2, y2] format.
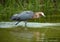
[11, 11, 45, 26]
[11, 11, 34, 21]
[11, 11, 34, 25]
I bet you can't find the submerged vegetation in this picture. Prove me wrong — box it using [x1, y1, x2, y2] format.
[0, 0, 60, 22]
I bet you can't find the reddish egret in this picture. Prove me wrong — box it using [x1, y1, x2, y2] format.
[11, 11, 45, 27]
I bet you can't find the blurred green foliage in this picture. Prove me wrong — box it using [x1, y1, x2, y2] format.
[0, 0, 60, 22]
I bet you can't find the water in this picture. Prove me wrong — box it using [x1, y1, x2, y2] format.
[10, 31, 33, 41]
[0, 22, 60, 28]
[0, 22, 60, 42]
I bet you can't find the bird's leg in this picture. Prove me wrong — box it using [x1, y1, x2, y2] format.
[25, 21, 27, 27]
[15, 21, 20, 25]
[24, 21, 28, 30]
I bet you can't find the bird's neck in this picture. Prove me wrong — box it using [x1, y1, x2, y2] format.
[33, 14, 40, 18]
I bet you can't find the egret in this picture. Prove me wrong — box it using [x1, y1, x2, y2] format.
[11, 11, 46, 27]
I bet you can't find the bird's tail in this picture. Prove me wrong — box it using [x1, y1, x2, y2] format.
[15, 21, 20, 25]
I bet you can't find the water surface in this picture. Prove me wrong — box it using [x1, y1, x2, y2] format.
[0, 22, 60, 28]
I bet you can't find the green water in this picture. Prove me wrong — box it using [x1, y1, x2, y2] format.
[0, 27, 60, 42]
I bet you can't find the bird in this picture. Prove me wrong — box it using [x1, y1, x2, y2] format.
[11, 11, 46, 27]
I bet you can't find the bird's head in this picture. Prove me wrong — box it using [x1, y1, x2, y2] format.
[34, 12, 46, 18]
[36, 12, 46, 17]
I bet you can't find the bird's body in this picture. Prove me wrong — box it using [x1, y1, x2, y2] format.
[18, 11, 34, 21]
[11, 11, 34, 21]
[11, 11, 45, 26]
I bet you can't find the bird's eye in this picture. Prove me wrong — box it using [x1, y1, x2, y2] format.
[39, 14, 42, 16]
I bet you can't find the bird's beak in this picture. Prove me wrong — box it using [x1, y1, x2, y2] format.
[40, 13, 46, 17]
[40, 12, 46, 17]
[43, 15, 46, 17]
